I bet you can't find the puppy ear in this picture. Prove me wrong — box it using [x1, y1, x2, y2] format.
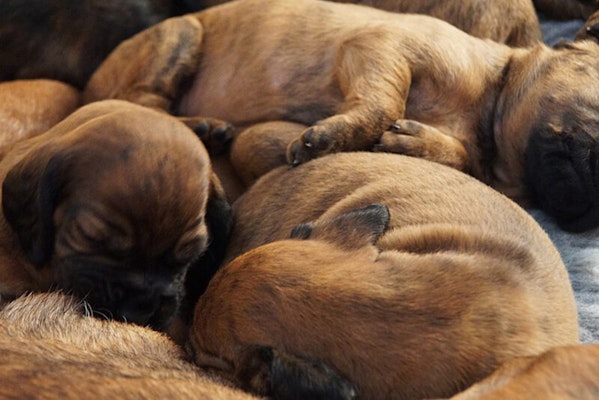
[181, 172, 232, 320]
[235, 345, 357, 400]
[290, 204, 390, 250]
[2, 150, 68, 266]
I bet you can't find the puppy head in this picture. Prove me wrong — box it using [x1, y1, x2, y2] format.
[499, 41, 599, 231]
[2, 101, 217, 330]
[519, 41, 599, 231]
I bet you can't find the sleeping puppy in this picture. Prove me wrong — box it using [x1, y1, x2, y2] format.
[0, 100, 231, 336]
[189, 152, 579, 400]
[448, 344, 599, 399]
[0, 79, 80, 149]
[0, 0, 208, 89]
[83, 0, 599, 232]
[199, 0, 542, 47]
[0, 292, 260, 400]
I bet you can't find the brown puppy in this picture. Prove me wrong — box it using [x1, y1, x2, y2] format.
[0, 100, 231, 336]
[83, 0, 599, 232]
[0, 79, 80, 149]
[0, 292, 260, 399]
[533, 0, 599, 20]
[189, 152, 579, 400]
[448, 344, 599, 399]
[0, 0, 208, 89]
[199, 0, 542, 47]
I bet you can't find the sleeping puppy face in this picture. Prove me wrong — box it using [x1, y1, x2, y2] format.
[1, 100, 220, 331]
[495, 40, 599, 231]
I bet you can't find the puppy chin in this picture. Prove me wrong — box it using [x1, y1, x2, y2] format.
[53, 258, 184, 331]
[524, 125, 599, 232]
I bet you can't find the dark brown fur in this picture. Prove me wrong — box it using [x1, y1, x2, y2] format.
[0, 292, 260, 399]
[533, 0, 599, 20]
[0, 0, 208, 89]
[190, 152, 579, 400]
[84, 0, 599, 231]
[0, 100, 230, 337]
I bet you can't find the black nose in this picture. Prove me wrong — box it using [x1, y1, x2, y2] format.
[117, 294, 161, 326]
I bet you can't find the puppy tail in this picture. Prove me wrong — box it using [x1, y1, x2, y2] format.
[235, 345, 357, 400]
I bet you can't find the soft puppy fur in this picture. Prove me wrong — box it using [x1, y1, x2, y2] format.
[84, 0, 599, 232]
[0, 292, 260, 400]
[0, 79, 80, 149]
[0, 100, 230, 335]
[0, 0, 208, 89]
[189, 152, 579, 400]
[448, 344, 599, 399]
[199, 0, 542, 47]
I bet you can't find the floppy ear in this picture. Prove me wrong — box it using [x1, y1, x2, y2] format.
[181, 172, 232, 321]
[2, 149, 69, 267]
[290, 204, 390, 250]
[235, 345, 357, 400]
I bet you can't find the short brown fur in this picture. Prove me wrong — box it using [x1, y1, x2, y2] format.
[190, 152, 579, 400]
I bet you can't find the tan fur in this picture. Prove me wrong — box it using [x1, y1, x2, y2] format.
[0, 292, 260, 399]
[200, 0, 542, 47]
[0, 79, 79, 149]
[0, 100, 224, 335]
[190, 152, 579, 400]
[448, 344, 599, 399]
[83, 0, 599, 225]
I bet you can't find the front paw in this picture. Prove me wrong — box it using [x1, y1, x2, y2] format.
[285, 125, 334, 166]
[180, 116, 235, 155]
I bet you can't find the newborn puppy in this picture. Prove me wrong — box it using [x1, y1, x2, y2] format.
[84, 0, 599, 232]
[449, 344, 599, 399]
[0, 292, 260, 399]
[190, 152, 579, 400]
[0, 79, 80, 149]
[199, 0, 542, 47]
[0, 0, 208, 89]
[0, 100, 230, 334]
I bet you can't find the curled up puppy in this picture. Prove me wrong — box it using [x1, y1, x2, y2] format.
[189, 152, 579, 400]
[0, 100, 231, 338]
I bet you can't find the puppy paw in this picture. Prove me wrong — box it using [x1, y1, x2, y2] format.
[374, 119, 470, 170]
[180, 116, 235, 154]
[286, 125, 335, 166]
[373, 119, 427, 156]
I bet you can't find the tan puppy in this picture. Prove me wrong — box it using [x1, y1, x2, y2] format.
[199, 0, 542, 47]
[0, 100, 231, 336]
[189, 152, 579, 400]
[0, 79, 80, 149]
[83, 0, 599, 232]
[0, 292, 260, 399]
[448, 344, 599, 399]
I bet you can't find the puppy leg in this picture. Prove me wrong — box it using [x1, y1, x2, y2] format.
[83, 15, 233, 151]
[286, 32, 411, 165]
[375, 119, 471, 172]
